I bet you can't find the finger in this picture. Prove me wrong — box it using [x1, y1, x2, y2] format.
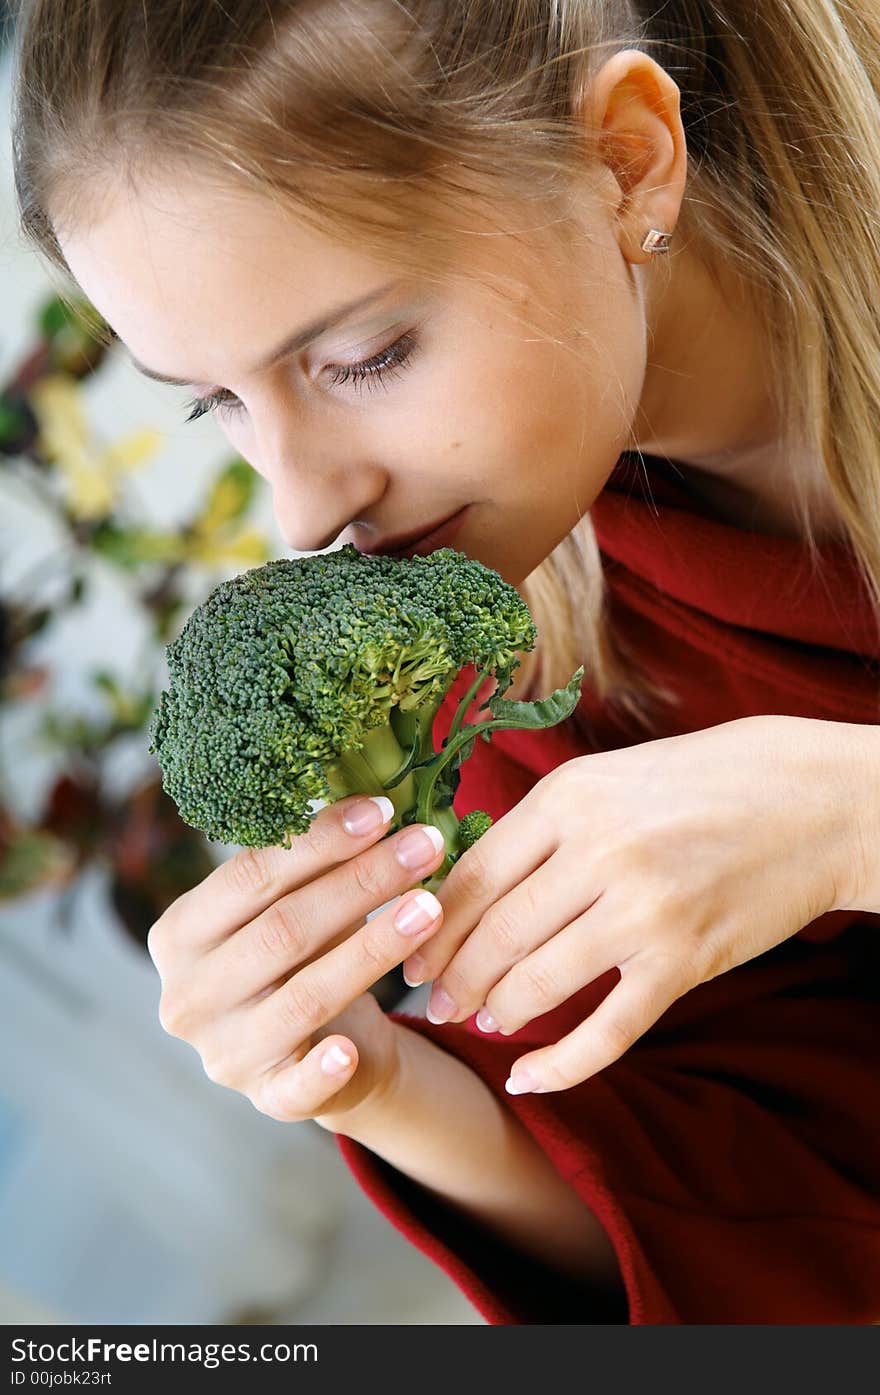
[476, 900, 619, 1036]
[401, 794, 559, 988]
[150, 794, 399, 958]
[503, 957, 686, 1094]
[246, 886, 446, 1075]
[203, 822, 448, 1006]
[421, 848, 602, 1025]
[252, 1032, 359, 1123]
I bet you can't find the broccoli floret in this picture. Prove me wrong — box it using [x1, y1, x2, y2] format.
[457, 809, 494, 851]
[148, 544, 584, 892]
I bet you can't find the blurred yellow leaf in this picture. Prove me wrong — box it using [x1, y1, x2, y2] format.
[194, 459, 256, 534]
[102, 428, 164, 473]
[184, 459, 269, 568]
[30, 374, 165, 520]
[185, 526, 271, 569]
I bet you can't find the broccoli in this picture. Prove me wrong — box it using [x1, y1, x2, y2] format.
[148, 544, 584, 893]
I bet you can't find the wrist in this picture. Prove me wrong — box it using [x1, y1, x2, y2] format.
[824, 719, 880, 913]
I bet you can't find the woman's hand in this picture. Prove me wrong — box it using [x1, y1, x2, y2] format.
[147, 795, 448, 1133]
[403, 715, 861, 1094]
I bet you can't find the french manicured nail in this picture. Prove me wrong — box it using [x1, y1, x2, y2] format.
[321, 1043, 353, 1075]
[395, 825, 446, 870]
[505, 1069, 540, 1095]
[426, 986, 457, 1024]
[475, 1008, 498, 1033]
[402, 954, 427, 987]
[342, 796, 394, 835]
[394, 890, 442, 936]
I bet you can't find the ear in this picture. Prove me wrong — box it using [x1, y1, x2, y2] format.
[578, 49, 688, 265]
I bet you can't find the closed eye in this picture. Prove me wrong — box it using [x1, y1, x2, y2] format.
[181, 330, 421, 423]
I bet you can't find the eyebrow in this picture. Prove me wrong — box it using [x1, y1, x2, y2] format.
[125, 282, 399, 388]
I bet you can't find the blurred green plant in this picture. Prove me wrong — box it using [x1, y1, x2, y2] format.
[0, 288, 274, 949]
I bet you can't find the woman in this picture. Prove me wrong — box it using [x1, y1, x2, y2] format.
[11, 1, 880, 1322]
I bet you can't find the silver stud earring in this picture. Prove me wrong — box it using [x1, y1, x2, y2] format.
[641, 228, 673, 254]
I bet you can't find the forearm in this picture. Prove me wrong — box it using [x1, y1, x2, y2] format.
[339, 1021, 620, 1291]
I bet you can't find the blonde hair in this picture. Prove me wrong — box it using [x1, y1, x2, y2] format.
[10, 1, 880, 732]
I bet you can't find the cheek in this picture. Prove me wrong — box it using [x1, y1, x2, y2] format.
[446, 331, 640, 489]
[520, 320, 644, 489]
[449, 243, 646, 480]
[571, 259, 648, 451]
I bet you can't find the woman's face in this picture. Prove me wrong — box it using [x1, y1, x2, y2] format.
[55, 56, 687, 589]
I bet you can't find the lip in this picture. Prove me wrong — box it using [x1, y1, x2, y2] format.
[358, 505, 470, 558]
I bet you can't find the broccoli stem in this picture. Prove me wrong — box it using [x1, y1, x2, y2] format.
[323, 723, 419, 826]
[409, 794, 462, 892]
[408, 702, 532, 885]
[320, 671, 509, 893]
[390, 669, 460, 765]
[444, 663, 493, 746]
[318, 699, 463, 891]
[391, 669, 498, 889]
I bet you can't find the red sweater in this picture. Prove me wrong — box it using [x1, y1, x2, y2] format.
[336, 452, 880, 1324]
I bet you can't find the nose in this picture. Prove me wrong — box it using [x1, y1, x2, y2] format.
[273, 498, 352, 554]
[248, 396, 382, 553]
[246, 418, 345, 549]
[302, 523, 349, 552]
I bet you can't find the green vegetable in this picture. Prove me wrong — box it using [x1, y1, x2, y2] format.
[148, 544, 584, 893]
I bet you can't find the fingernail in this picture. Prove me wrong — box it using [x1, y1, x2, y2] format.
[505, 1069, 539, 1095]
[402, 954, 427, 987]
[394, 890, 442, 936]
[395, 825, 445, 870]
[342, 796, 395, 836]
[475, 1008, 498, 1033]
[426, 986, 457, 1024]
[321, 1044, 353, 1075]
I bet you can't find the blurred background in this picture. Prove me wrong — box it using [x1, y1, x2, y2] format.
[0, 10, 479, 1325]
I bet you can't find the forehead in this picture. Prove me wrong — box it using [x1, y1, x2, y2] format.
[55, 174, 405, 382]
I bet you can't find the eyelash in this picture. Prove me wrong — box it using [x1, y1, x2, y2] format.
[181, 331, 421, 424]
